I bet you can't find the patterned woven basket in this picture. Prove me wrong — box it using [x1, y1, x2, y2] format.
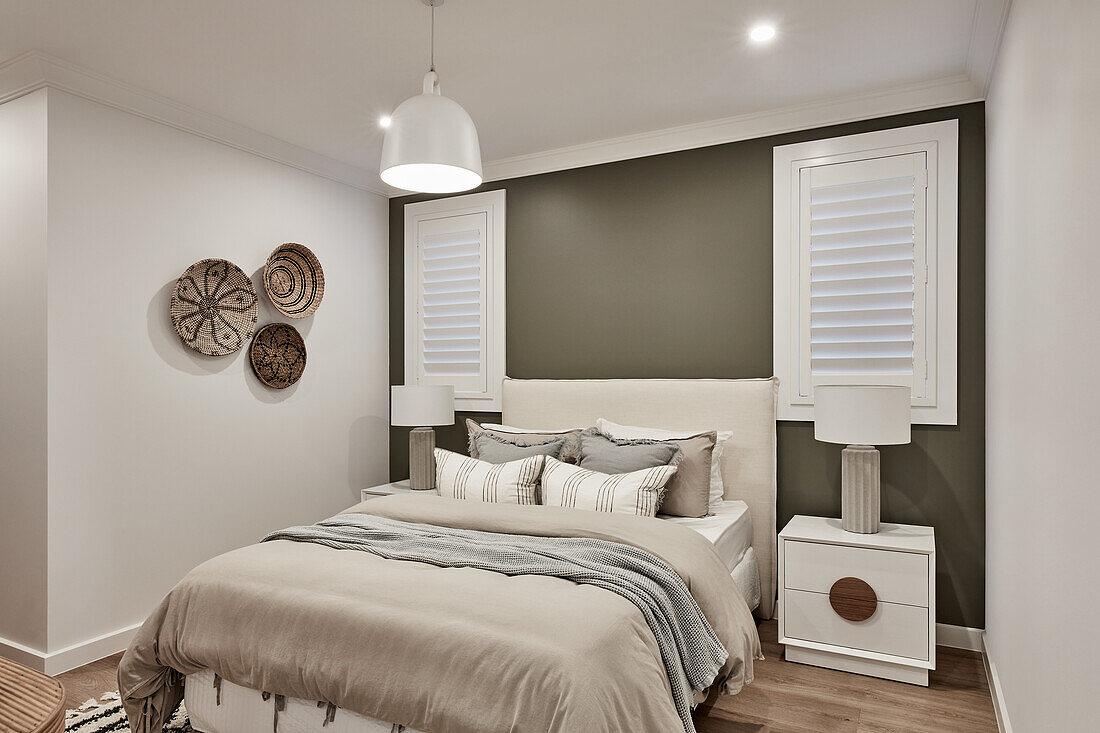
[0, 656, 65, 733]
[263, 243, 324, 318]
[170, 259, 259, 356]
[249, 323, 307, 389]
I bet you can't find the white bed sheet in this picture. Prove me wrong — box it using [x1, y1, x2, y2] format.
[660, 499, 754, 573]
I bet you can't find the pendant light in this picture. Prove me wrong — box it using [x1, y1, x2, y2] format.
[380, 0, 482, 193]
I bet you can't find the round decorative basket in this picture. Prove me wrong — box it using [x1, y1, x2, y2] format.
[170, 259, 259, 356]
[263, 243, 325, 318]
[249, 323, 307, 389]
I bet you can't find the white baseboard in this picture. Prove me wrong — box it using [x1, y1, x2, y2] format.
[45, 623, 140, 675]
[0, 635, 45, 670]
[982, 631, 1014, 733]
[936, 623, 984, 651]
[0, 623, 140, 675]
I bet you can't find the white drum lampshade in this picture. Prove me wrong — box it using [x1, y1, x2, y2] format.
[391, 384, 455, 427]
[814, 385, 910, 534]
[814, 385, 911, 446]
[380, 71, 482, 194]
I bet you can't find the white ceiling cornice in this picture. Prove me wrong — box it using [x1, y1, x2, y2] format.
[0, 50, 47, 104]
[479, 74, 982, 187]
[965, 0, 1013, 96]
[471, 3, 1010, 190]
[0, 51, 390, 197]
[3, 0, 1011, 201]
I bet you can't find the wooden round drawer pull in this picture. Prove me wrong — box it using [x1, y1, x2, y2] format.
[829, 577, 878, 622]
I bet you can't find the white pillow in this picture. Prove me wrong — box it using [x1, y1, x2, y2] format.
[540, 456, 677, 518]
[596, 418, 733, 512]
[434, 449, 544, 505]
[479, 423, 581, 433]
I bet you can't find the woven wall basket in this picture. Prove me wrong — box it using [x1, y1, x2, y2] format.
[264, 243, 325, 318]
[170, 259, 259, 356]
[249, 323, 307, 389]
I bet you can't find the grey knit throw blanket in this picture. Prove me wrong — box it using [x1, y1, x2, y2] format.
[262, 513, 729, 733]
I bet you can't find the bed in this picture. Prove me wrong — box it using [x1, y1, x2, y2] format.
[120, 377, 778, 733]
[500, 376, 778, 619]
[662, 500, 761, 611]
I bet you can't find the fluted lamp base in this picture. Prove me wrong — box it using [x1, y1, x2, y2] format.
[841, 444, 880, 534]
[409, 427, 437, 490]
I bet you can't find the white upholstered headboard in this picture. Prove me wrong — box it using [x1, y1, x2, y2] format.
[501, 376, 779, 619]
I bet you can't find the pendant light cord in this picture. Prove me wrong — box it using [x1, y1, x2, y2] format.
[429, 1, 435, 72]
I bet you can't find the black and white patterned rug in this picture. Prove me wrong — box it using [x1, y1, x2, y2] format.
[65, 692, 192, 732]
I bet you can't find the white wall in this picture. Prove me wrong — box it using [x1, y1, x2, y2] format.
[985, 1, 1100, 730]
[0, 89, 49, 655]
[0, 87, 389, 665]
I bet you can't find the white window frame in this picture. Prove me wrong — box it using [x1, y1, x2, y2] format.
[773, 120, 958, 425]
[404, 190, 506, 412]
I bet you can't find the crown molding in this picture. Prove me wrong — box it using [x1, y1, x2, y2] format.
[0, 51, 389, 197]
[2, 37, 1000, 202]
[965, 0, 1013, 96]
[0, 50, 47, 104]
[475, 74, 981, 187]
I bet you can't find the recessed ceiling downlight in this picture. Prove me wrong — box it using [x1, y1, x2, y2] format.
[750, 23, 776, 43]
[379, 115, 392, 128]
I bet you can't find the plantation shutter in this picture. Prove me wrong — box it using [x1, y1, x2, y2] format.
[414, 213, 488, 396]
[405, 190, 505, 411]
[798, 152, 929, 399]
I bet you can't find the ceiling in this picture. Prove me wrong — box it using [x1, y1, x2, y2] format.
[0, 1, 1007, 194]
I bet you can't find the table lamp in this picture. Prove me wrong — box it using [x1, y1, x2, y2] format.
[814, 385, 911, 534]
[391, 384, 455, 490]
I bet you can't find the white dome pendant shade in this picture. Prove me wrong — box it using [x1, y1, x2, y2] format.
[380, 0, 482, 193]
[380, 70, 482, 193]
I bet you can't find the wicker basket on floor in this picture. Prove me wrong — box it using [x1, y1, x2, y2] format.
[0, 655, 65, 733]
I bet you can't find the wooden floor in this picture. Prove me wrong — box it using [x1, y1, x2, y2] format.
[56, 651, 123, 711]
[695, 622, 998, 733]
[55, 622, 997, 732]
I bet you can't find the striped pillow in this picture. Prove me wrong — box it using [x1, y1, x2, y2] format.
[434, 448, 544, 505]
[540, 456, 678, 517]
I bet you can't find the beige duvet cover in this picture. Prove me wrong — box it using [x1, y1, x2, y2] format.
[118, 495, 761, 733]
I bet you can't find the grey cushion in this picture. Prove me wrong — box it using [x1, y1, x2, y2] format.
[472, 433, 566, 464]
[466, 419, 582, 463]
[577, 429, 680, 474]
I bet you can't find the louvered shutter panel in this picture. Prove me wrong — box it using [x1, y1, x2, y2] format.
[414, 212, 489, 396]
[798, 153, 928, 399]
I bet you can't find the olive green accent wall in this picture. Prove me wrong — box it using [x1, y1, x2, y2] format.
[389, 103, 985, 627]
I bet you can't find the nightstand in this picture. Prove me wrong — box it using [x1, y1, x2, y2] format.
[778, 515, 935, 686]
[360, 480, 434, 503]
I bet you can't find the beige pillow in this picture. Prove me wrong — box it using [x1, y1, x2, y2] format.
[650, 431, 717, 518]
[466, 419, 582, 463]
[434, 449, 544, 505]
[540, 457, 678, 517]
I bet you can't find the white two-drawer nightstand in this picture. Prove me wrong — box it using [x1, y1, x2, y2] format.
[778, 515, 936, 686]
[360, 480, 436, 502]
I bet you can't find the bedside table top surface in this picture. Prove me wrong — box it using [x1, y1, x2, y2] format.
[362, 481, 417, 495]
[780, 515, 934, 553]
